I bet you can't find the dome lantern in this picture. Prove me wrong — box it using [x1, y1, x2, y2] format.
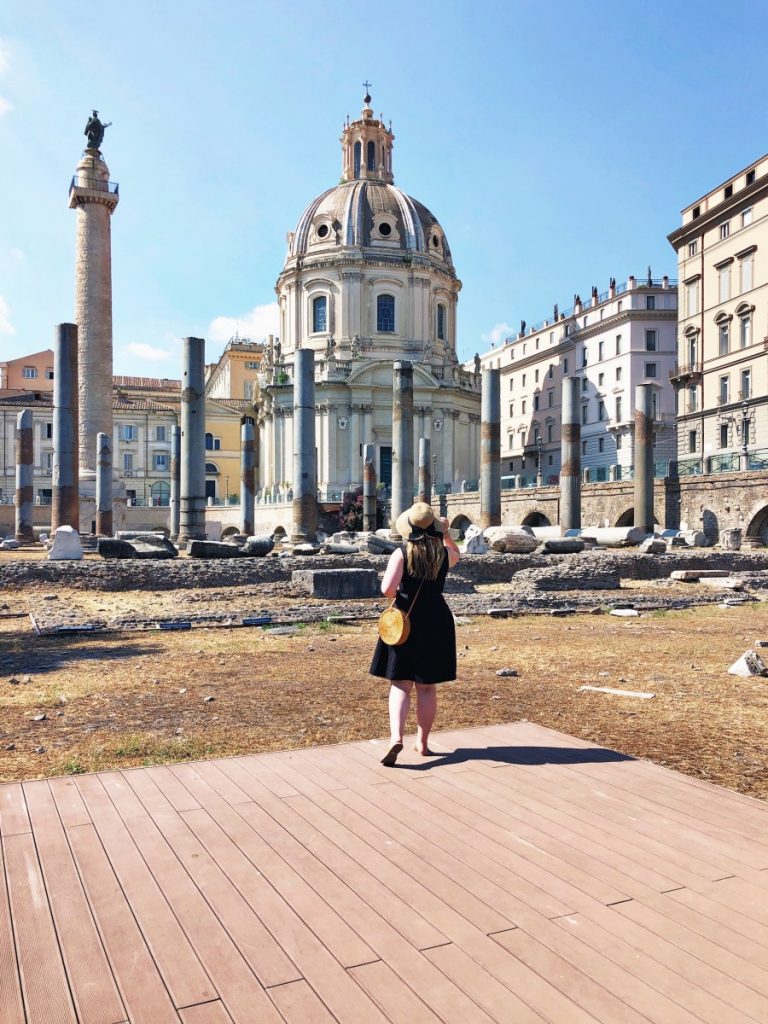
[340, 84, 395, 185]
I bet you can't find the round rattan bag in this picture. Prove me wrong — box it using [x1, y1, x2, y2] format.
[377, 605, 411, 646]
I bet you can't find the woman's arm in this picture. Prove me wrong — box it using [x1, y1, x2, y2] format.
[439, 517, 461, 567]
[381, 547, 404, 597]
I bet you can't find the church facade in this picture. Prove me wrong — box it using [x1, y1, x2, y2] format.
[256, 93, 481, 498]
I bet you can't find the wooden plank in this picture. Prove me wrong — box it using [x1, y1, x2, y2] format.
[349, 960, 449, 1024]
[687, 876, 768, 927]
[123, 767, 302, 993]
[143, 765, 201, 812]
[75, 774, 216, 1009]
[3, 833, 77, 1023]
[22, 780, 126, 1024]
[0, 783, 31, 836]
[668, 885, 768, 949]
[267, 980, 338, 1024]
[63, 823, 181, 1024]
[179, 1001, 233, 1024]
[48, 777, 91, 828]
[0, 833, 28, 1024]
[228, 755, 301, 799]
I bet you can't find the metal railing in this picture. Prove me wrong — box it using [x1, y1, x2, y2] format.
[676, 457, 703, 476]
[710, 452, 739, 473]
[669, 362, 702, 380]
[69, 176, 119, 195]
[749, 448, 768, 470]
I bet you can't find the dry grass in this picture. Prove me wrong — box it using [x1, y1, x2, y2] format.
[1, 592, 767, 800]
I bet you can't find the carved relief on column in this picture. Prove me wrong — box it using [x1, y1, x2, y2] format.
[349, 403, 362, 485]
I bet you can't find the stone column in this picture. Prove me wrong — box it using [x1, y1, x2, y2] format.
[169, 423, 181, 540]
[95, 432, 113, 536]
[634, 383, 655, 534]
[292, 348, 317, 541]
[391, 360, 414, 535]
[349, 405, 360, 488]
[560, 376, 581, 531]
[178, 337, 206, 545]
[240, 417, 255, 536]
[69, 147, 119, 478]
[418, 437, 432, 504]
[480, 368, 501, 528]
[52, 323, 80, 532]
[14, 409, 34, 543]
[363, 443, 377, 532]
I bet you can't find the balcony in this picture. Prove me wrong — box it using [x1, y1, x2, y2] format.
[669, 362, 702, 384]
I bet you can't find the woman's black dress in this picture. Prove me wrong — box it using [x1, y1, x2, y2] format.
[369, 547, 456, 684]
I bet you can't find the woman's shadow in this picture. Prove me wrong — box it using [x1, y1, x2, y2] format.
[399, 745, 634, 770]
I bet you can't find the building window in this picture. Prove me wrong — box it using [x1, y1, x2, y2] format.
[205, 432, 221, 451]
[22, 366, 37, 379]
[547, 424, 553, 442]
[688, 385, 697, 412]
[353, 141, 361, 178]
[719, 375, 729, 404]
[545, 390, 553, 407]
[645, 330, 657, 351]
[646, 296, 656, 310]
[437, 304, 445, 341]
[598, 401, 606, 421]
[598, 372, 604, 387]
[548, 364, 554, 378]
[123, 453, 133, 472]
[150, 481, 170, 507]
[533, 396, 540, 411]
[616, 434, 623, 450]
[598, 437, 605, 453]
[45, 368, 54, 380]
[645, 362, 658, 378]
[155, 425, 166, 442]
[534, 369, 540, 383]
[616, 366, 622, 382]
[366, 140, 376, 172]
[509, 377, 514, 391]
[615, 334, 622, 355]
[720, 222, 730, 240]
[582, 440, 588, 455]
[617, 300, 623, 312]
[692, 205, 701, 218]
[746, 169, 756, 185]
[720, 423, 729, 449]
[45, 422, 52, 439]
[718, 321, 729, 356]
[45, 452, 53, 470]
[581, 404, 588, 425]
[312, 295, 328, 333]
[724, 183, 733, 199]
[122, 424, 137, 441]
[581, 377, 588, 393]
[740, 314, 752, 348]
[581, 346, 588, 367]
[741, 368, 751, 400]
[245, 360, 259, 369]
[689, 430, 697, 453]
[153, 454, 168, 471]
[598, 341, 604, 360]
[616, 397, 622, 421]
[740, 253, 753, 292]
[563, 358, 569, 373]
[521, 400, 527, 414]
[688, 241, 698, 257]
[686, 281, 699, 316]
[522, 373, 526, 386]
[718, 266, 730, 303]
[377, 294, 395, 333]
[742, 207, 753, 227]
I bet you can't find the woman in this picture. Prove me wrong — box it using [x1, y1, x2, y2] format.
[369, 501, 461, 767]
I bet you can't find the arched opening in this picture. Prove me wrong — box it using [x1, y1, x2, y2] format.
[615, 508, 660, 528]
[272, 525, 287, 539]
[366, 140, 376, 172]
[437, 303, 446, 341]
[450, 514, 472, 537]
[353, 141, 361, 178]
[221, 525, 240, 538]
[377, 293, 395, 333]
[702, 509, 719, 543]
[150, 480, 170, 507]
[312, 295, 327, 333]
[521, 511, 551, 527]
[746, 506, 768, 545]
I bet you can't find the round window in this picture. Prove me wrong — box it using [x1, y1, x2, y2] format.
[317, 224, 329, 238]
[432, 234, 440, 247]
[379, 222, 392, 237]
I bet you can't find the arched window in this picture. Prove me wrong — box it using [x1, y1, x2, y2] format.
[366, 140, 376, 172]
[150, 480, 170, 507]
[312, 295, 327, 333]
[716, 315, 730, 357]
[205, 432, 214, 450]
[437, 304, 446, 341]
[377, 294, 395, 333]
[205, 462, 219, 474]
[353, 141, 361, 178]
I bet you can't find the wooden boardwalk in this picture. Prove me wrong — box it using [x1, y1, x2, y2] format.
[1, 721, 767, 1024]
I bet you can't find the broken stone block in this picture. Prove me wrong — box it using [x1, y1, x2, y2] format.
[187, 540, 244, 558]
[0, 539, 20, 550]
[670, 570, 730, 581]
[321, 543, 360, 554]
[461, 524, 488, 555]
[483, 526, 538, 554]
[680, 530, 710, 547]
[728, 649, 768, 677]
[719, 528, 742, 551]
[292, 568, 379, 599]
[542, 538, 585, 554]
[241, 536, 275, 556]
[367, 535, 399, 555]
[292, 544, 321, 555]
[578, 527, 646, 547]
[47, 526, 83, 561]
[639, 538, 666, 554]
[699, 577, 744, 590]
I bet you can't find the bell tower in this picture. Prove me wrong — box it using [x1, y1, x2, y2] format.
[340, 84, 394, 184]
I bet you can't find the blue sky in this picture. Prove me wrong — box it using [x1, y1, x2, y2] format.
[1, 0, 766, 377]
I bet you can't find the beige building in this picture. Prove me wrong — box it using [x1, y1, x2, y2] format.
[0, 350, 55, 393]
[206, 335, 266, 402]
[668, 155, 768, 473]
[474, 276, 678, 486]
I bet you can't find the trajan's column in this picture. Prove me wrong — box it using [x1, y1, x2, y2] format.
[68, 111, 119, 483]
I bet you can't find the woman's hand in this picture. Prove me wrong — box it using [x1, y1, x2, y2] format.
[438, 516, 450, 532]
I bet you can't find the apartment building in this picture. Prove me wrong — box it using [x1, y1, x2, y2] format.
[475, 276, 678, 485]
[668, 154, 768, 473]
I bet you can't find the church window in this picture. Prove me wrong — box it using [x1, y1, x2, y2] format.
[367, 140, 376, 172]
[437, 304, 446, 340]
[316, 224, 329, 239]
[377, 294, 395, 333]
[378, 222, 392, 237]
[432, 234, 440, 248]
[353, 141, 361, 178]
[312, 295, 328, 333]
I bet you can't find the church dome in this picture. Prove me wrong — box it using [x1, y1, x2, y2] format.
[288, 179, 453, 268]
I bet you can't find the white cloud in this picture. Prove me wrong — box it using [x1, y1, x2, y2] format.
[208, 302, 279, 344]
[0, 296, 15, 335]
[0, 95, 12, 118]
[481, 321, 515, 347]
[124, 342, 172, 363]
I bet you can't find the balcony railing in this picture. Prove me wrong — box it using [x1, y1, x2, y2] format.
[749, 448, 768, 470]
[676, 457, 703, 476]
[710, 452, 739, 473]
[669, 362, 702, 381]
[69, 176, 119, 195]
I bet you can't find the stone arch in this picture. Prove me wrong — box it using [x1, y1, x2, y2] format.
[272, 525, 287, 539]
[614, 508, 661, 528]
[745, 504, 768, 544]
[521, 510, 551, 528]
[450, 514, 473, 537]
[221, 525, 240, 538]
[702, 509, 719, 543]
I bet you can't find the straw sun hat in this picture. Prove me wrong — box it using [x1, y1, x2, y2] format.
[395, 501, 446, 542]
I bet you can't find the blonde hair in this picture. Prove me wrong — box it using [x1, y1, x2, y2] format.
[406, 535, 444, 581]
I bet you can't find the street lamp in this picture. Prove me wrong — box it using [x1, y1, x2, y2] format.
[536, 435, 543, 487]
[740, 401, 750, 472]
[225, 474, 229, 505]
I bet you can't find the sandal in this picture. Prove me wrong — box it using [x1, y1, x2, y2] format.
[380, 742, 403, 767]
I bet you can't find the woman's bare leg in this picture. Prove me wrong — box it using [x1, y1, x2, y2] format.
[414, 683, 437, 754]
[388, 680, 413, 745]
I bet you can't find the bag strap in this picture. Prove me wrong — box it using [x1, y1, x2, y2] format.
[387, 576, 425, 619]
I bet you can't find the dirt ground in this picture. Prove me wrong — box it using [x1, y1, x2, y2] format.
[1, 579, 767, 801]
